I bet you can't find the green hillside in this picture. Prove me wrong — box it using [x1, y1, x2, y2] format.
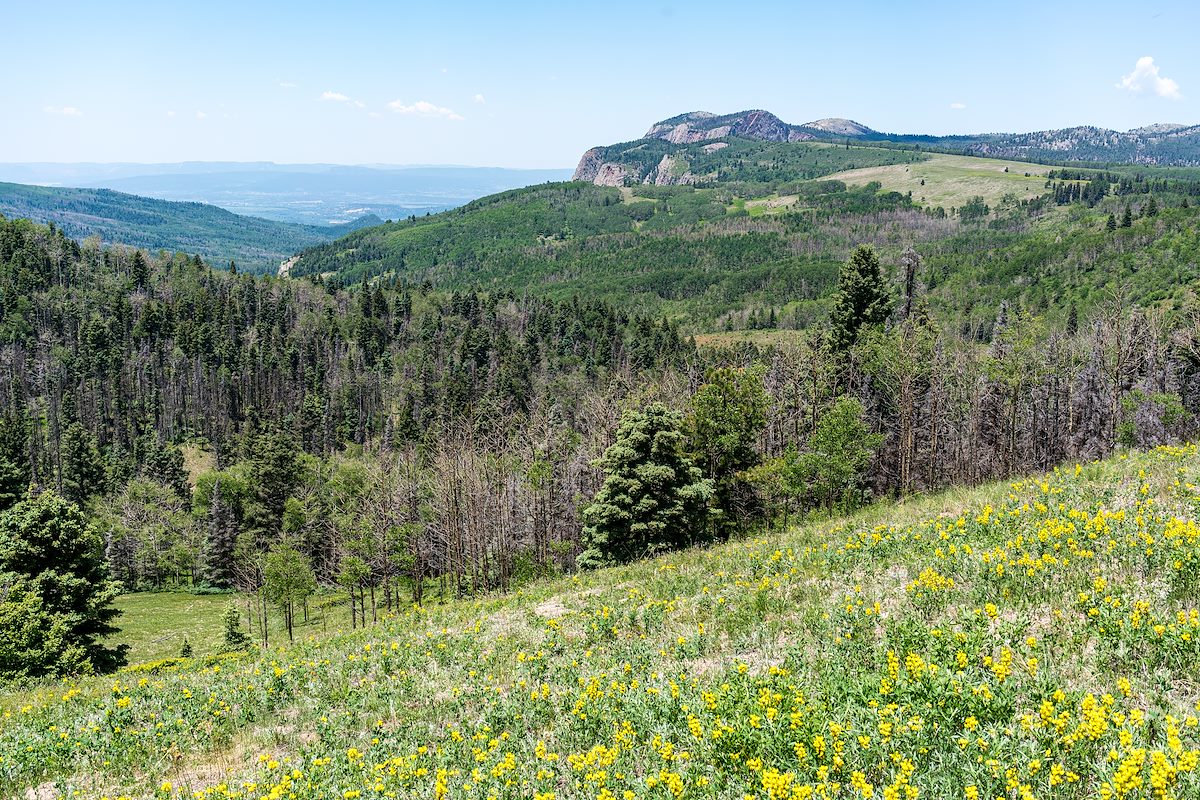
[0, 182, 380, 274]
[4, 445, 1199, 798]
[293, 157, 1200, 332]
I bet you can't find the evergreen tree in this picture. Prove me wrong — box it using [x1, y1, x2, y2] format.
[1145, 196, 1159, 217]
[1106, 213, 1117, 232]
[219, 602, 252, 651]
[578, 404, 712, 569]
[0, 417, 29, 513]
[1121, 206, 1134, 227]
[59, 423, 107, 506]
[0, 490, 125, 678]
[130, 250, 150, 291]
[201, 477, 240, 588]
[242, 431, 303, 548]
[141, 438, 189, 497]
[829, 245, 893, 353]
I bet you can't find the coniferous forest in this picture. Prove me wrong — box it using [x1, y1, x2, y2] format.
[3, 196, 1199, 657]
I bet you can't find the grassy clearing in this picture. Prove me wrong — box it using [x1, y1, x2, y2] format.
[828, 153, 1054, 208]
[110, 592, 356, 664]
[3, 447, 1200, 798]
[693, 329, 807, 348]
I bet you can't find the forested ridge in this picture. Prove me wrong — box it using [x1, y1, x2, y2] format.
[0, 182, 381, 274]
[293, 164, 1200, 332]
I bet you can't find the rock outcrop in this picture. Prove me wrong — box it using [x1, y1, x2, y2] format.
[572, 147, 606, 182]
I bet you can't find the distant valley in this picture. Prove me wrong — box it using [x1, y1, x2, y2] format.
[0, 162, 573, 225]
[0, 182, 379, 273]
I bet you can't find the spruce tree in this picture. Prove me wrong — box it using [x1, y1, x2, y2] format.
[1106, 213, 1117, 232]
[59, 423, 106, 506]
[0, 490, 125, 678]
[1121, 206, 1134, 227]
[201, 478, 239, 588]
[578, 404, 712, 569]
[829, 245, 893, 353]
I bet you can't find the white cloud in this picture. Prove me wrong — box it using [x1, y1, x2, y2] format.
[368, 111, 383, 118]
[279, 82, 297, 89]
[43, 105, 82, 117]
[949, 102, 967, 110]
[166, 110, 176, 118]
[387, 99, 464, 121]
[195, 111, 207, 120]
[473, 93, 486, 104]
[1116, 56, 1181, 99]
[321, 91, 351, 102]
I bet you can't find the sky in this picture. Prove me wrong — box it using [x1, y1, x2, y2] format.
[5, 0, 1199, 168]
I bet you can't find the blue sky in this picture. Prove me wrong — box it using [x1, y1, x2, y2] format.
[5, 0, 1198, 167]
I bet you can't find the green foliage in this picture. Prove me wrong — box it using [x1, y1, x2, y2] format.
[804, 396, 883, 511]
[262, 542, 317, 641]
[219, 602, 252, 652]
[578, 403, 712, 569]
[688, 364, 770, 532]
[94, 478, 199, 590]
[829, 245, 894, 352]
[59, 422, 107, 505]
[0, 490, 125, 678]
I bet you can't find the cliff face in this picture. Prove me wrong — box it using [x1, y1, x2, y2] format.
[574, 110, 832, 186]
[642, 109, 817, 144]
[572, 147, 606, 182]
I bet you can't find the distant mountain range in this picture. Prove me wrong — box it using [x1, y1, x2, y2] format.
[0, 163, 573, 226]
[574, 110, 1200, 184]
[0, 182, 379, 273]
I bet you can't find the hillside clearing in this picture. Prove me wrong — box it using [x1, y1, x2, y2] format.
[828, 152, 1054, 208]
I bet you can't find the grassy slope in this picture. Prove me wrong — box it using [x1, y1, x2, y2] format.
[0, 183, 378, 274]
[827, 153, 1054, 208]
[4, 446, 1200, 798]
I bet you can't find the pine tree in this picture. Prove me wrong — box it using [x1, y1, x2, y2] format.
[1121, 206, 1134, 227]
[130, 250, 150, 291]
[829, 245, 893, 353]
[578, 404, 712, 569]
[1145, 196, 1159, 217]
[0, 416, 29, 514]
[59, 423, 106, 506]
[1106, 213, 1117, 232]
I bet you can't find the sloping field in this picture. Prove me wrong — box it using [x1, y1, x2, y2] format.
[3, 446, 1200, 798]
[829, 152, 1055, 208]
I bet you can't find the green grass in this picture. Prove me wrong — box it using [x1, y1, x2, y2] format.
[4, 446, 1200, 798]
[828, 152, 1054, 208]
[111, 591, 357, 664]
